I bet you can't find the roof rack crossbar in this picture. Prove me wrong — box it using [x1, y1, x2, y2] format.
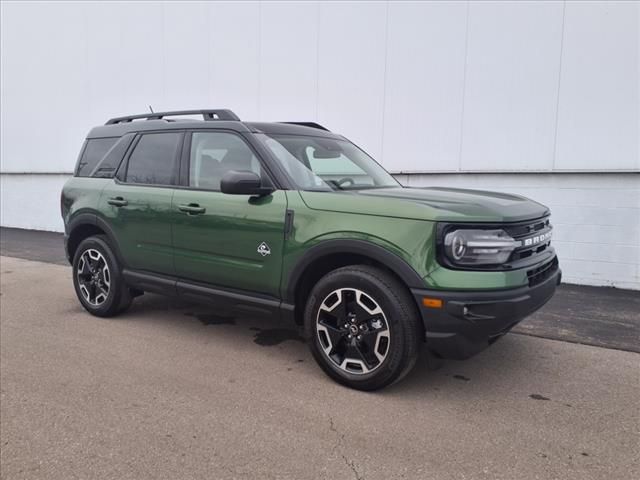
[280, 122, 330, 132]
[106, 109, 240, 125]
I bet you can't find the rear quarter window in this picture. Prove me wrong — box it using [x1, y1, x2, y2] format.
[75, 138, 118, 177]
[91, 134, 135, 178]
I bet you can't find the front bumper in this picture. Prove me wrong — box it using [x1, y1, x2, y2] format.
[411, 265, 561, 360]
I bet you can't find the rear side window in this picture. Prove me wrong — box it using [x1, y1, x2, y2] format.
[125, 132, 182, 185]
[91, 134, 135, 178]
[76, 138, 118, 177]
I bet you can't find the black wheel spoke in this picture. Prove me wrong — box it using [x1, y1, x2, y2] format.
[342, 294, 351, 321]
[345, 342, 368, 365]
[79, 259, 91, 277]
[320, 321, 344, 351]
[357, 329, 386, 367]
[88, 282, 97, 302]
[358, 329, 378, 352]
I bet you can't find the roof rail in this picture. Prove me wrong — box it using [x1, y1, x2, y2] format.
[280, 122, 330, 132]
[105, 109, 240, 125]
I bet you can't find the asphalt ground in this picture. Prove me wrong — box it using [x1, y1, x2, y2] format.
[2, 227, 638, 353]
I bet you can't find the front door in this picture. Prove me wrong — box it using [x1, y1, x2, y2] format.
[171, 131, 287, 297]
[99, 131, 183, 275]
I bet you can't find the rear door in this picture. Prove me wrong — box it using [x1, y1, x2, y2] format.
[99, 131, 183, 275]
[171, 130, 287, 297]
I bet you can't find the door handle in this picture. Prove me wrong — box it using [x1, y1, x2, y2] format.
[107, 196, 128, 207]
[178, 203, 206, 215]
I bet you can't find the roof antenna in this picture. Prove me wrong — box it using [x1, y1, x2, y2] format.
[148, 105, 154, 113]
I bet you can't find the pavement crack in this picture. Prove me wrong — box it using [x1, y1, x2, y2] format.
[530, 393, 551, 401]
[342, 456, 365, 480]
[328, 416, 365, 480]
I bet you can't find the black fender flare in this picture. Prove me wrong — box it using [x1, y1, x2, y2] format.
[283, 239, 425, 304]
[66, 213, 127, 267]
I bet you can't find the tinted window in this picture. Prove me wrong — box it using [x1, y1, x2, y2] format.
[76, 138, 118, 177]
[125, 133, 181, 185]
[92, 134, 135, 178]
[189, 132, 260, 190]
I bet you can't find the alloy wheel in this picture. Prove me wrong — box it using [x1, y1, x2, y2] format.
[76, 248, 111, 306]
[316, 288, 390, 374]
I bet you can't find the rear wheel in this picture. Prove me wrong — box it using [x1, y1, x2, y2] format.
[305, 265, 421, 390]
[72, 236, 132, 317]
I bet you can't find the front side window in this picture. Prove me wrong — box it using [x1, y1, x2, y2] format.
[189, 132, 261, 190]
[125, 132, 182, 185]
[257, 134, 399, 191]
[76, 137, 118, 177]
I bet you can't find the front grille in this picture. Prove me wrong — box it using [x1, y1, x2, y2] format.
[435, 215, 555, 272]
[527, 256, 559, 287]
[504, 217, 552, 262]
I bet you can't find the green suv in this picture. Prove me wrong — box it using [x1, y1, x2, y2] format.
[62, 109, 560, 390]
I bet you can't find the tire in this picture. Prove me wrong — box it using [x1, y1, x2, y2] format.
[72, 235, 132, 317]
[304, 265, 422, 391]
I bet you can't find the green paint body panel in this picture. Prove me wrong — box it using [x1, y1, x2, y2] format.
[282, 190, 436, 287]
[171, 189, 288, 297]
[99, 181, 176, 274]
[63, 178, 550, 295]
[62, 177, 109, 223]
[298, 187, 548, 223]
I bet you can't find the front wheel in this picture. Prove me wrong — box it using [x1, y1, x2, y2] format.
[304, 265, 422, 390]
[72, 236, 132, 317]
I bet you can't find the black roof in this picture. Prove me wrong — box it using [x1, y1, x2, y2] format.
[244, 122, 341, 138]
[88, 109, 342, 139]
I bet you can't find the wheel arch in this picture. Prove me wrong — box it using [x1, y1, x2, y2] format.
[284, 239, 425, 326]
[66, 214, 126, 266]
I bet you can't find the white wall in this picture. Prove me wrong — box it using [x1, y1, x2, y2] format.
[0, 174, 69, 232]
[1, 1, 638, 289]
[2, 1, 638, 173]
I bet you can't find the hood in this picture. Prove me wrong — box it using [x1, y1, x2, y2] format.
[299, 186, 549, 223]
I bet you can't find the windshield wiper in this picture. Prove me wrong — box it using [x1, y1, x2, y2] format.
[326, 180, 345, 190]
[347, 185, 391, 191]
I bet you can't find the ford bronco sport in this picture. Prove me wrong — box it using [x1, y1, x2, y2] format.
[61, 109, 561, 390]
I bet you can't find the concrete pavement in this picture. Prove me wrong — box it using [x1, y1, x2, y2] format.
[1, 255, 638, 479]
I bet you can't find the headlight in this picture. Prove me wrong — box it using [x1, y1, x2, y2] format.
[443, 229, 520, 266]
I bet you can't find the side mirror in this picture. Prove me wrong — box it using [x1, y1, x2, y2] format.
[220, 170, 273, 196]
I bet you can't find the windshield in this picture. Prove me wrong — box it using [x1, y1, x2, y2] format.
[257, 133, 400, 191]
